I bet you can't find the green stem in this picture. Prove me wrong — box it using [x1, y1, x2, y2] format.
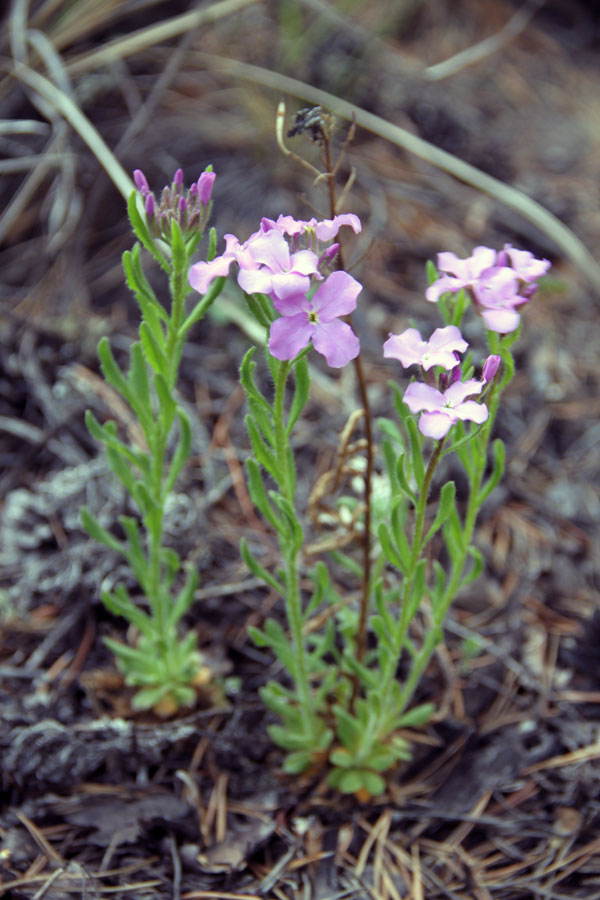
[377, 439, 444, 726]
[273, 359, 316, 738]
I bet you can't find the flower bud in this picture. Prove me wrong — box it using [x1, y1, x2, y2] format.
[197, 170, 215, 205]
[133, 169, 150, 194]
[482, 355, 501, 383]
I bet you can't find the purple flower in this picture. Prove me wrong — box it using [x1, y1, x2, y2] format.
[403, 380, 488, 439]
[472, 266, 528, 333]
[264, 213, 361, 241]
[236, 231, 320, 301]
[497, 244, 550, 282]
[425, 246, 496, 303]
[268, 270, 361, 367]
[383, 325, 468, 371]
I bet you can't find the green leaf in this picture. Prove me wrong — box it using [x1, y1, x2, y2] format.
[241, 538, 284, 594]
[167, 566, 199, 627]
[443, 506, 465, 565]
[246, 416, 280, 481]
[178, 276, 226, 336]
[459, 545, 485, 588]
[118, 515, 147, 589]
[283, 750, 313, 774]
[153, 373, 176, 432]
[377, 416, 405, 447]
[395, 703, 435, 728]
[127, 342, 153, 433]
[287, 355, 310, 434]
[423, 480, 456, 546]
[164, 408, 192, 494]
[425, 259, 438, 285]
[81, 506, 123, 554]
[127, 192, 170, 272]
[207, 226, 217, 261]
[85, 410, 150, 475]
[139, 321, 168, 378]
[97, 337, 134, 406]
[100, 586, 155, 638]
[478, 438, 505, 505]
[105, 445, 138, 497]
[246, 459, 281, 530]
[407, 559, 427, 621]
[379, 522, 408, 574]
[338, 769, 364, 793]
[406, 416, 424, 489]
[270, 493, 303, 549]
[170, 218, 186, 273]
[244, 292, 273, 328]
[361, 771, 386, 796]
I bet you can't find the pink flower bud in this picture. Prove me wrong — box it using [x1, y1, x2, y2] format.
[197, 170, 216, 205]
[145, 193, 155, 218]
[173, 168, 184, 190]
[482, 355, 501, 383]
[133, 169, 150, 193]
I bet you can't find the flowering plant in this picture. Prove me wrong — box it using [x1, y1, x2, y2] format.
[81, 167, 225, 713]
[185, 179, 549, 793]
[83, 112, 549, 793]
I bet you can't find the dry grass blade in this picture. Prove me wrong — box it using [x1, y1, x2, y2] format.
[8, 63, 133, 199]
[64, 0, 261, 76]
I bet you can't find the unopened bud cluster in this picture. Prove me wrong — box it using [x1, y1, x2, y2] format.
[133, 167, 215, 240]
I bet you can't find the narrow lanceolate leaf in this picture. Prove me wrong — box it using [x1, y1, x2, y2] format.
[106, 446, 137, 497]
[118, 515, 148, 592]
[478, 438, 505, 505]
[127, 192, 170, 272]
[443, 504, 465, 562]
[246, 416, 280, 482]
[122, 246, 168, 323]
[139, 321, 168, 378]
[170, 218, 186, 274]
[154, 373, 176, 432]
[128, 342, 153, 433]
[241, 538, 284, 594]
[167, 567, 199, 628]
[423, 480, 456, 546]
[97, 337, 134, 407]
[81, 507, 123, 554]
[101, 585, 155, 638]
[459, 545, 485, 589]
[379, 522, 408, 574]
[164, 408, 192, 494]
[178, 276, 226, 336]
[287, 355, 310, 434]
[406, 416, 424, 489]
[246, 459, 282, 531]
[407, 559, 427, 621]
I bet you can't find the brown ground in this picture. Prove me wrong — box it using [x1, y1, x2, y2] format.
[1, 1, 600, 898]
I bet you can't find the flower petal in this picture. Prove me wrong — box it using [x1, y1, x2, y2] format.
[403, 382, 445, 414]
[311, 318, 360, 367]
[418, 412, 454, 439]
[189, 255, 234, 293]
[268, 315, 313, 360]
[311, 271, 362, 319]
[454, 400, 488, 424]
[444, 379, 483, 406]
[481, 307, 521, 333]
[383, 328, 426, 368]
